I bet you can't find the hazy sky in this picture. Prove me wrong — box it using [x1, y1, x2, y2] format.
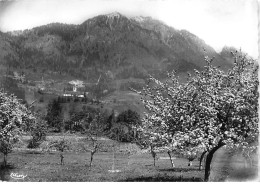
[0, 0, 258, 58]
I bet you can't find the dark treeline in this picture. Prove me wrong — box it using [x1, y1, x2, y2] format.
[45, 97, 142, 142]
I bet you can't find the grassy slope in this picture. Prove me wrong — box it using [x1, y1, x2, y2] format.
[101, 90, 145, 116]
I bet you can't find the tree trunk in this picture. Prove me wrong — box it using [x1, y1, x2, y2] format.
[90, 154, 93, 167]
[167, 151, 175, 167]
[60, 153, 64, 165]
[188, 160, 193, 166]
[244, 160, 248, 168]
[90, 149, 96, 167]
[151, 146, 156, 166]
[3, 154, 7, 167]
[199, 151, 207, 170]
[204, 142, 225, 181]
[117, 131, 119, 141]
[249, 157, 253, 167]
[245, 153, 253, 168]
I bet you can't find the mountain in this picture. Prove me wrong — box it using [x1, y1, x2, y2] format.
[0, 31, 19, 65]
[219, 46, 240, 64]
[0, 12, 234, 100]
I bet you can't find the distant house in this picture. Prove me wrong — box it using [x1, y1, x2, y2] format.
[61, 80, 90, 99]
[63, 94, 73, 97]
[68, 80, 84, 92]
[62, 91, 88, 99]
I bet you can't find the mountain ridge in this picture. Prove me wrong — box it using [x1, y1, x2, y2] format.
[0, 12, 235, 100]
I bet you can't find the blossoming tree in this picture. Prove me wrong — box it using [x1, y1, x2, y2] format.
[136, 51, 258, 181]
[0, 91, 35, 167]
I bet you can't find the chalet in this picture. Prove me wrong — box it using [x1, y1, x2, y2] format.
[69, 80, 84, 92]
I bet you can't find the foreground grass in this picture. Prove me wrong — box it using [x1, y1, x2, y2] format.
[0, 151, 205, 182]
[0, 134, 258, 182]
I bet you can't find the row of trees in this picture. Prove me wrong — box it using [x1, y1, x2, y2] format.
[67, 108, 142, 142]
[134, 51, 258, 181]
[45, 96, 142, 141]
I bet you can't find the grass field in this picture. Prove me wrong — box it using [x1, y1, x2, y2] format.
[0, 134, 258, 182]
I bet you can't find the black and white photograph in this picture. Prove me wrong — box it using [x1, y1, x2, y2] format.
[0, 0, 259, 182]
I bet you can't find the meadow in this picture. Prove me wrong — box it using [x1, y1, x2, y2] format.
[0, 134, 258, 182]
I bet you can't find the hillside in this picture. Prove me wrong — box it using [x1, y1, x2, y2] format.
[0, 12, 235, 113]
[2, 12, 234, 78]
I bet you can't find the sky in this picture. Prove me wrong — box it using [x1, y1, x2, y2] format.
[0, 0, 258, 58]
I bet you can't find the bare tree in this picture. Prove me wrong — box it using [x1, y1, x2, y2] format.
[48, 138, 70, 165]
[81, 136, 101, 168]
